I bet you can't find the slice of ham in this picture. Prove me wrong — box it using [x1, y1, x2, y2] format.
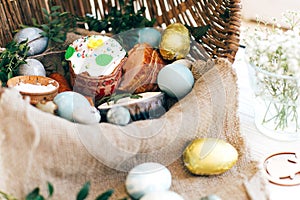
[118, 43, 166, 93]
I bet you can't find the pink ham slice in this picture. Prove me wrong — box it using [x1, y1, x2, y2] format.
[118, 43, 167, 94]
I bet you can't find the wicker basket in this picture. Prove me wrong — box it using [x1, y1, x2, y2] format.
[0, 0, 241, 63]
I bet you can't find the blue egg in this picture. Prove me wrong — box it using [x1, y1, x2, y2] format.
[14, 27, 49, 56]
[157, 63, 194, 99]
[53, 91, 91, 121]
[138, 28, 162, 48]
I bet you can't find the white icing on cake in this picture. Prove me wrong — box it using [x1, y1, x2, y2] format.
[65, 35, 126, 77]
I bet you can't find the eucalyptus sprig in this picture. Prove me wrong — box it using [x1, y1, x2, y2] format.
[32, 5, 78, 46]
[0, 40, 29, 85]
[84, 0, 155, 34]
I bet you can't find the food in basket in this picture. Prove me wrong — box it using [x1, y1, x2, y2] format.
[106, 106, 131, 126]
[65, 35, 126, 99]
[6, 75, 59, 105]
[183, 138, 238, 175]
[117, 43, 166, 94]
[157, 63, 194, 99]
[98, 92, 165, 121]
[13, 27, 48, 56]
[140, 191, 184, 200]
[12, 82, 56, 93]
[53, 91, 100, 123]
[159, 23, 190, 60]
[125, 162, 172, 199]
[48, 72, 72, 93]
[18, 58, 46, 76]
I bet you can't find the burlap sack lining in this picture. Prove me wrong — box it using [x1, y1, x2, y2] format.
[0, 58, 268, 199]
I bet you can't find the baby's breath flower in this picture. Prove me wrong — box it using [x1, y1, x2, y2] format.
[244, 11, 300, 132]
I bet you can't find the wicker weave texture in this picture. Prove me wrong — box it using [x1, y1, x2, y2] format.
[0, 0, 241, 62]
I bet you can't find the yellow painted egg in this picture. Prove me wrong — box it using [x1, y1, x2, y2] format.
[183, 138, 238, 175]
[159, 23, 190, 60]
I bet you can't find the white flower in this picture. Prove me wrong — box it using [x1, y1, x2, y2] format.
[244, 13, 300, 77]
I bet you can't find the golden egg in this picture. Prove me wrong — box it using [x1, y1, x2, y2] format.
[183, 138, 238, 175]
[159, 23, 190, 60]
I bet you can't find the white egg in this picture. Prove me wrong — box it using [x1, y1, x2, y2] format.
[14, 27, 48, 56]
[172, 59, 193, 69]
[73, 106, 101, 124]
[18, 58, 46, 76]
[53, 91, 91, 121]
[106, 106, 131, 126]
[157, 63, 194, 99]
[141, 191, 185, 200]
[125, 162, 172, 199]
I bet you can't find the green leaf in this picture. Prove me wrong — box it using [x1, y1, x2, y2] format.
[76, 182, 90, 200]
[47, 182, 54, 197]
[95, 189, 114, 200]
[41, 8, 49, 16]
[220, 8, 230, 20]
[51, 37, 64, 43]
[50, 5, 61, 11]
[186, 25, 210, 41]
[59, 12, 69, 17]
[50, 11, 60, 17]
[25, 188, 41, 200]
[31, 18, 39, 26]
[7, 71, 13, 80]
[40, 24, 50, 31]
[39, 32, 48, 37]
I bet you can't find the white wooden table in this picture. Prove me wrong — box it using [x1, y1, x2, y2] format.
[233, 48, 300, 200]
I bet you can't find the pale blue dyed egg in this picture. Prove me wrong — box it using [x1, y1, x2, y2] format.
[107, 106, 131, 126]
[53, 91, 91, 121]
[157, 63, 194, 99]
[138, 28, 162, 48]
[14, 27, 48, 56]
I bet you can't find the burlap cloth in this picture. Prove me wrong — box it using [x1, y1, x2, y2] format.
[0, 47, 269, 198]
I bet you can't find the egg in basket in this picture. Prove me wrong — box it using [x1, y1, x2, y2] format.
[64, 23, 209, 125]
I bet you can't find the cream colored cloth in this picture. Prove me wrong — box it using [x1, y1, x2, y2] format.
[0, 59, 268, 199]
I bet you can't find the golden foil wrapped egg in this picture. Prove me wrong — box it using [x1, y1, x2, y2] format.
[159, 23, 190, 60]
[183, 138, 238, 175]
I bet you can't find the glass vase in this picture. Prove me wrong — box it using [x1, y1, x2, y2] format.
[248, 63, 300, 141]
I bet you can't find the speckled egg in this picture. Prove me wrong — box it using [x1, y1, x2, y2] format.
[141, 191, 184, 200]
[18, 59, 46, 76]
[183, 138, 238, 175]
[138, 28, 162, 48]
[157, 63, 194, 99]
[14, 27, 48, 56]
[125, 162, 172, 199]
[53, 91, 91, 122]
[106, 106, 131, 126]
